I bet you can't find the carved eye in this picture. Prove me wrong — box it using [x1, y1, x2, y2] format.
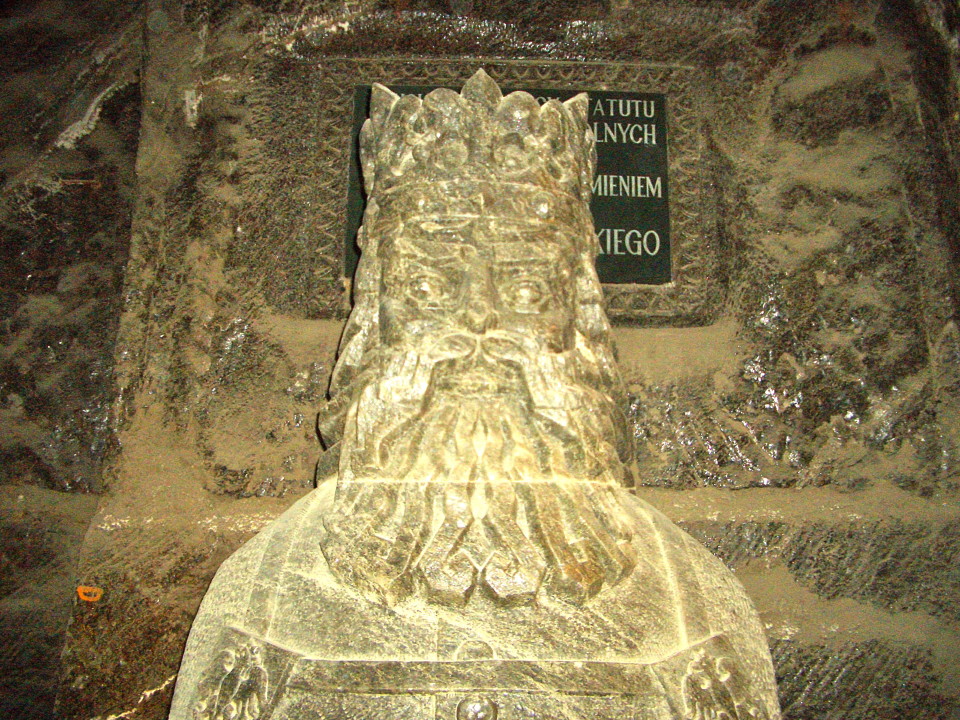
[408, 273, 450, 308]
[502, 277, 548, 314]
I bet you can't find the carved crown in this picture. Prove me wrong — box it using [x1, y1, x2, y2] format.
[359, 69, 597, 204]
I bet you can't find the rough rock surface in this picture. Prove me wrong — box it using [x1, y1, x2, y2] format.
[0, 2, 141, 718]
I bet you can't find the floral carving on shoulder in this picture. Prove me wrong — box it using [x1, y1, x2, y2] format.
[193, 639, 271, 720]
[682, 649, 772, 720]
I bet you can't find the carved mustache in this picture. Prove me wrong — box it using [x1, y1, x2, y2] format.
[430, 330, 545, 364]
[378, 330, 547, 407]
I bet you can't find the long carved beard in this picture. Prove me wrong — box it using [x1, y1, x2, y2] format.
[320, 336, 638, 606]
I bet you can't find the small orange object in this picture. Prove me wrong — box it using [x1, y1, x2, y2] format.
[77, 586, 103, 602]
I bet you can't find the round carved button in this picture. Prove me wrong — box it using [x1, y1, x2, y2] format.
[456, 697, 498, 720]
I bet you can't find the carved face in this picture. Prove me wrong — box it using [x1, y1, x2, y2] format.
[379, 214, 578, 359]
[323, 189, 635, 606]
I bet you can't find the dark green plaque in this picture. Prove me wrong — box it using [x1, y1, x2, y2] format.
[344, 86, 671, 286]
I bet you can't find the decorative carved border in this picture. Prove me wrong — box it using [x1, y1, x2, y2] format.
[257, 57, 718, 325]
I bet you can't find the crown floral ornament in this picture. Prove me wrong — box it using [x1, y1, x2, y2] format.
[359, 69, 597, 202]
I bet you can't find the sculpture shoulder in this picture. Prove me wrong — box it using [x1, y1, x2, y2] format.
[616, 493, 781, 719]
[200, 482, 335, 603]
[619, 492, 765, 641]
[169, 483, 337, 720]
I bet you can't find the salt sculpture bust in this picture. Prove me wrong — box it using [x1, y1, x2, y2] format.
[169, 70, 781, 720]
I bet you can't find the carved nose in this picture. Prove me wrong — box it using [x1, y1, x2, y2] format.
[465, 295, 498, 334]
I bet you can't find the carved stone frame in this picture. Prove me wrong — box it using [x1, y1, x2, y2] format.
[255, 57, 718, 325]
